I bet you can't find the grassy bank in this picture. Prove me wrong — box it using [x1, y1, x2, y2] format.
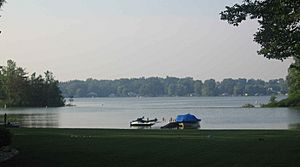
[2, 128, 300, 167]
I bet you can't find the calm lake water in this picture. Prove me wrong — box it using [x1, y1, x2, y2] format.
[1, 96, 300, 129]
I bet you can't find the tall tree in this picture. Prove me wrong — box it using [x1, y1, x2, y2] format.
[0, 60, 65, 107]
[287, 58, 300, 97]
[221, 0, 300, 105]
[220, 0, 300, 60]
[1, 60, 30, 106]
[202, 79, 217, 96]
[233, 78, 247, 96]
[194, 80, 203, 96]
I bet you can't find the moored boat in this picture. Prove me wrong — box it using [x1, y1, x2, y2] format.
[161, 114, 201, 129]
[176, 114, 201, 129]
[130, 117, 158, 127]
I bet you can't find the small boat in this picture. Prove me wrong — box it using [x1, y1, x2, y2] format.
[130, 117, 158, 127]
[176, 114, 201, 129]
[161, 114, 201, 129]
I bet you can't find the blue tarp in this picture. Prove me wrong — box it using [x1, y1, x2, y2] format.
[175, 114, 201, 123]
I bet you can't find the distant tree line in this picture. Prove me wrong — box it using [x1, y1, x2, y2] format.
[59, 77, 287, 98]
[0, 60, 65, 107]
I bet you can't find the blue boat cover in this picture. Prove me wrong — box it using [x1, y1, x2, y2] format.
[175, 114, 201, 123]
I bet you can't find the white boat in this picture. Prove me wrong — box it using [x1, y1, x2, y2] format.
[130, 117, 158, 127]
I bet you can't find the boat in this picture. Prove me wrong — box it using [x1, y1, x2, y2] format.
[130, 117, 158, 127]
[176, 114, 201, 129]
[161, 122, 179, 129]
[161, 114, 201, 129]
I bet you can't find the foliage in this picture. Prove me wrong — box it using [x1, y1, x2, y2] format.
[221, 0, 300, 107]
[269, 95, 277, 103]
[220, 0, 300, 60]
[261, 95, 278, 107]
[0, 127, 11, 147]
[287, 58, 300, 97]
[0, 60, 65, 107]
[59, 77, 287, 97]
[262, 94, 300, 107]
[242, 103, 255, 108]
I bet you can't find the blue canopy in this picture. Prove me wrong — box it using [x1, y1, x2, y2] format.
[175, 114, 201, 123]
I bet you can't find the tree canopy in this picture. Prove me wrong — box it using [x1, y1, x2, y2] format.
[0, 60, 65, 107]
[59, 77, 287, 98]
[221, 0, 300, 106]
[220, 0, 300, 60]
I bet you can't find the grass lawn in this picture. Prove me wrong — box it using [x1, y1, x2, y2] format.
[2, 128, 300, 167]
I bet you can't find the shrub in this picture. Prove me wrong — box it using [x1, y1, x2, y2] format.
[262, 94, 300, 107]
[0, 127, 12, 147]
[242, 103, 255, 108]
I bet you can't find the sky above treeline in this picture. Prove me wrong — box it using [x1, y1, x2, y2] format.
[0, 0, 293, 81]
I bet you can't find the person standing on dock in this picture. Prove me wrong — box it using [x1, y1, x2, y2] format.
[4, 113, 7, 127]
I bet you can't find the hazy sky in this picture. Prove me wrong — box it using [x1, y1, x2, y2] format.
[0, 0, 293, 81]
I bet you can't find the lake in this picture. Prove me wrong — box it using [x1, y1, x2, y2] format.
[1, 96, 300, 129]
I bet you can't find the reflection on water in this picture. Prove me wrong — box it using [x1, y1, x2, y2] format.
[0, 97, 300, 129]
[287, 108, 300, 129]
[0, 113, 59, 128]
[21, 113, 59, 128]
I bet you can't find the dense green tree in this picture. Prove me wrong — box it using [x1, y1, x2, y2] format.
[1, 60, 30, 106]
[0, 60, 65, 107]
[233, 78, 247, 96]
[29, 73, 46, 106]
[194, 80, 203, 96]
[43, 71, 65, 107]
[164, 77, 179, 96]
[287, 58, 300, 97]
[221, 0, 300, 106]
[202, 79, 217, 96]
[60, 77, 287, 98]
[139, 77, 164, 97]
[220, 0, 299, 60]
[219, 78, 236, 95]
[177, 77, 194, 96]
[166, 84, 176, 96]
[267, 78, 288, 95]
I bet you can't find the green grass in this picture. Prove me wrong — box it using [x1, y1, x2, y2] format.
[2, 128, 300, 167]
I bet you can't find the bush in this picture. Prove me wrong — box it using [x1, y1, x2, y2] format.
[277, 95, 300, 107]
[242, 103, 255, 108]
[262, 94, 300, 107]
[0, 127, 12, 147]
